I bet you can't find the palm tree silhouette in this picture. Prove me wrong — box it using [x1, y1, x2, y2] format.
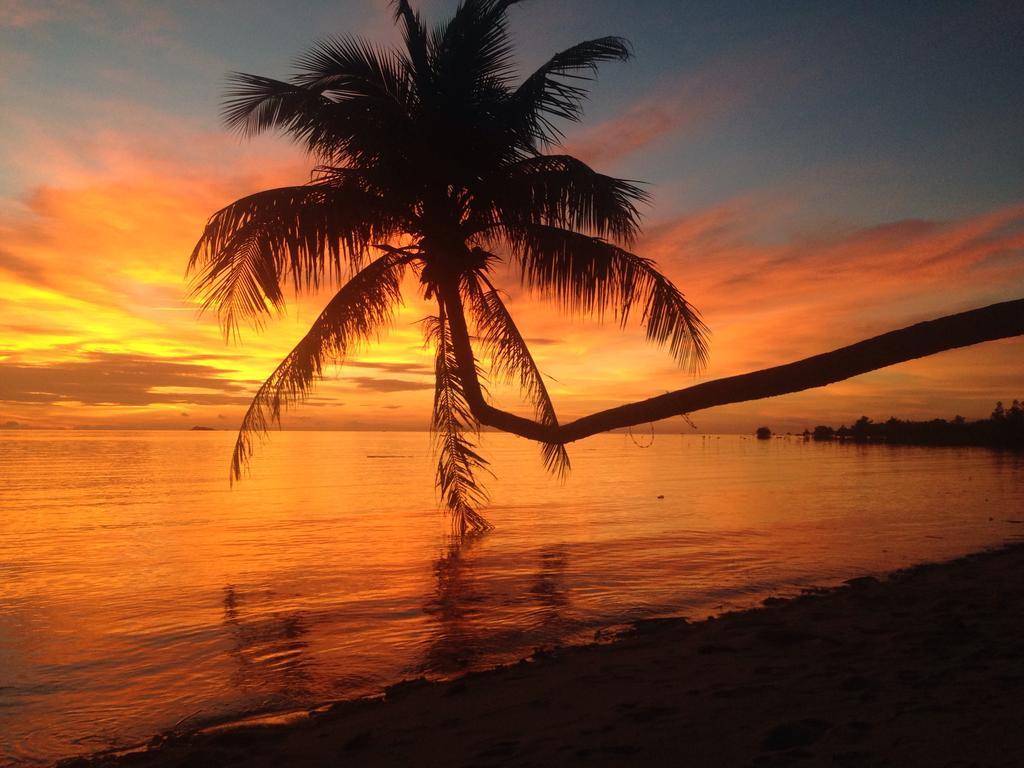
[191, 0, 1024, 534]
[188, 0, 708, 533]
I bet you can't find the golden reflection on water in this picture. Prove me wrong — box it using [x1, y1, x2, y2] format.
[1, 431, 1022, 765]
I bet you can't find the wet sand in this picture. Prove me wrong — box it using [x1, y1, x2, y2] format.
[62, 543, 1024, 768]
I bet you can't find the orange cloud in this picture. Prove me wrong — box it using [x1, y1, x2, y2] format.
[648, 201, 1024, 329]
[1, 112, 1020, 435]
[0, 117, 440, 429]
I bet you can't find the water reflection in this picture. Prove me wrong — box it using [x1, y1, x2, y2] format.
[222, 585, 312, 698]
[3, 431, 1023, 767]
[421, 535, 489, 671]
[529, 545, 569, 617]
[420, 537, 572, 674]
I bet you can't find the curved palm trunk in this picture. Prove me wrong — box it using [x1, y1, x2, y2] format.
[440, 296, 1024, 444]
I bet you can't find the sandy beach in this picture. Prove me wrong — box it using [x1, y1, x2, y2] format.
[60, 542, 1024, 768]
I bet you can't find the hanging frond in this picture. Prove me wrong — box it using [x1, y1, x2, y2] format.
[504, 224, 709, 370]
[188, 182, 403, 336]
[230, 251, 411, 481]
[472, 154, 647, 244]
[426, 306, 493, 534]
[507, 36, 631, 146]
[463, 271, 570, 477]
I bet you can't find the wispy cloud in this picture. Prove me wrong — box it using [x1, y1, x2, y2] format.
[344, 360, 434, 375]
[346, 376, 433, 393]
[0, 0, 62, 28]
[567, 88, 736, 166]
[646, 201, 1024, 326]
[0, 1, 181, 39]
[0, 351, 249, 406]
[0, 247, 47, 283]
[566, 44, 806, 166]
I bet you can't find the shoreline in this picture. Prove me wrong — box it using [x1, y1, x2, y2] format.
[60, 541, 1024, 767]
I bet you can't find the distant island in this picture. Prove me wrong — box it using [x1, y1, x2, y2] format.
[190, 426, 216, 431]
[762, 400, 1024, 448]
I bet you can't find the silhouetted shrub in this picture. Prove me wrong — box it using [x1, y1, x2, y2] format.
[805, 400, 1023, 449]
[812, 426, 835, 441]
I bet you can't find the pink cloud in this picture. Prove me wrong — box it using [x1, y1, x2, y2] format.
[624, 198, 1024, 423]
[0, 0, 61, 28]
[0, 1, 180, 37]
[565, 44, 809, 166]
[567, 88, 738, 167]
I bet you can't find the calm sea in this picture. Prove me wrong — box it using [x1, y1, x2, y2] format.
[1, 430, 1022, 766]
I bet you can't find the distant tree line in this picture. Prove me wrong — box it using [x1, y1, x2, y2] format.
[797, 400, 1024, 448]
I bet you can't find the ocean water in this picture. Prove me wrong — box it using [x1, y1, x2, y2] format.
[1, 430, 1022, 766]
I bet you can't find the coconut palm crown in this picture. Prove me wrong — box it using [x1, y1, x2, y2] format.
[188, 0, 708, 534]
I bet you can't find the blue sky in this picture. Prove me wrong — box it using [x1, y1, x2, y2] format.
[4, 0, 1021, 216]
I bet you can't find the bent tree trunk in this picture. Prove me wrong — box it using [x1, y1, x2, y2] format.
[439, 294, 1024, 443]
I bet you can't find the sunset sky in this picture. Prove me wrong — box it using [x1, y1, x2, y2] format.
[1, 0, 1021, 435]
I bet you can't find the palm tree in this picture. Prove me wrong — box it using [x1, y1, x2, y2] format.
[191, 0, 1024, 535]
[188, 0, 708, 533]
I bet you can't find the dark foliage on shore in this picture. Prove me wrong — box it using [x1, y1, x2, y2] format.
[802, 400, 1024, 447]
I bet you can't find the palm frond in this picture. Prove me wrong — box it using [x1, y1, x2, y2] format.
[472, 154, 648, 244]
[292, 35, 411, 104]
[391, 0, 431, 85]
[230, 251, 411, 481]
[426, 305, 493, 534]
[222, 69, 413, 164]
[508, 37, 631, 146]
[222, 73, 330, 139]
[188, 182, 403, 336]
[431, 0, 522, 96]
[504, 224, 709, 370]
[463, 271, 569, 477]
